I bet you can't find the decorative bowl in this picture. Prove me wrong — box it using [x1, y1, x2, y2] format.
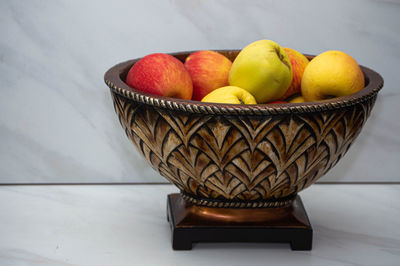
[104, 50, 383, 208]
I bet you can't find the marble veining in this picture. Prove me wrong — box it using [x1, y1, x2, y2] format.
[0, 0, 399, 183]
[0, 184, 399, 265]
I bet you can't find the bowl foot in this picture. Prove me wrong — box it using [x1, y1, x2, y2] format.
[166, 193, 312, 250]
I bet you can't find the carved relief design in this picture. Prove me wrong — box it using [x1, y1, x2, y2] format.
[111, 91, 376, 206]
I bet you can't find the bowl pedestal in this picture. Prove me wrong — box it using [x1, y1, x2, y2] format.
[167, 193, 312, 250]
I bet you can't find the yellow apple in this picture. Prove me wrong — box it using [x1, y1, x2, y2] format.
[301, 51, 365, 101]
[229, 40, 292, 103]
[201, 86, 257, 104]
[289, 95, 306, 103]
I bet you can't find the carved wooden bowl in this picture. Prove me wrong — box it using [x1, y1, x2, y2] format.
[104, 50, 383, 208]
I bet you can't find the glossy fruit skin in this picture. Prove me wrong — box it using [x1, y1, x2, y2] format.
[126, 53, 193, 100]
[280, 48, 309, 100]
[201, 86, 257, 104]
[301, 51, 365, 102]
[184, 51, 232, 101]
[229, 40, 292, 104]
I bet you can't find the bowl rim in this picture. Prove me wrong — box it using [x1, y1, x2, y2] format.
[104, 50, 384, 115]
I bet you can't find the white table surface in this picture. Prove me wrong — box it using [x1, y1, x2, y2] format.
[0, 184, 399, 266]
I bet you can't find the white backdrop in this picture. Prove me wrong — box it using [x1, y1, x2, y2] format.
[0, 0, 399, 183]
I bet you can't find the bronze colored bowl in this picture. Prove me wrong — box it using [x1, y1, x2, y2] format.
[104, 50, 383, 208]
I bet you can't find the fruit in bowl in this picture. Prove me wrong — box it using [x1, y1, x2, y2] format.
[228, 40, 293, 103]
[201, 86, 257, 104]
[279, 47, 309, 100]
[125, 53, 193, 100]
[184, 50, 232, 101]
[301, 50, 365, 101]
[123, 40, 367, 107]
[288, 95, 306, 103]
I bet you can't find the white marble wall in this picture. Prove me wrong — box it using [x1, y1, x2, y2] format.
[0, 0, 399, 183]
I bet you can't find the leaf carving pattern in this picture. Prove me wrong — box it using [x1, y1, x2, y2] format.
[112, 92, 375, 202]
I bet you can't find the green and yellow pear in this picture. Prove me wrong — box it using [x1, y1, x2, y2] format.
[229, 40, 293, 103]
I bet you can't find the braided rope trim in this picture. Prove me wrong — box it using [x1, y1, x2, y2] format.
[181, 192, 296, 208]
[105, 79, 382, 115]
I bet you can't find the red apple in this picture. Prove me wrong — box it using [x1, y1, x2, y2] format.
[126, 53, 193, 100]
[280, 47, 309, 100]
[184, 50, 232, 101]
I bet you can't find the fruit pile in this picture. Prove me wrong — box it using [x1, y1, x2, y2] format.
[126, 40, 365, 104]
